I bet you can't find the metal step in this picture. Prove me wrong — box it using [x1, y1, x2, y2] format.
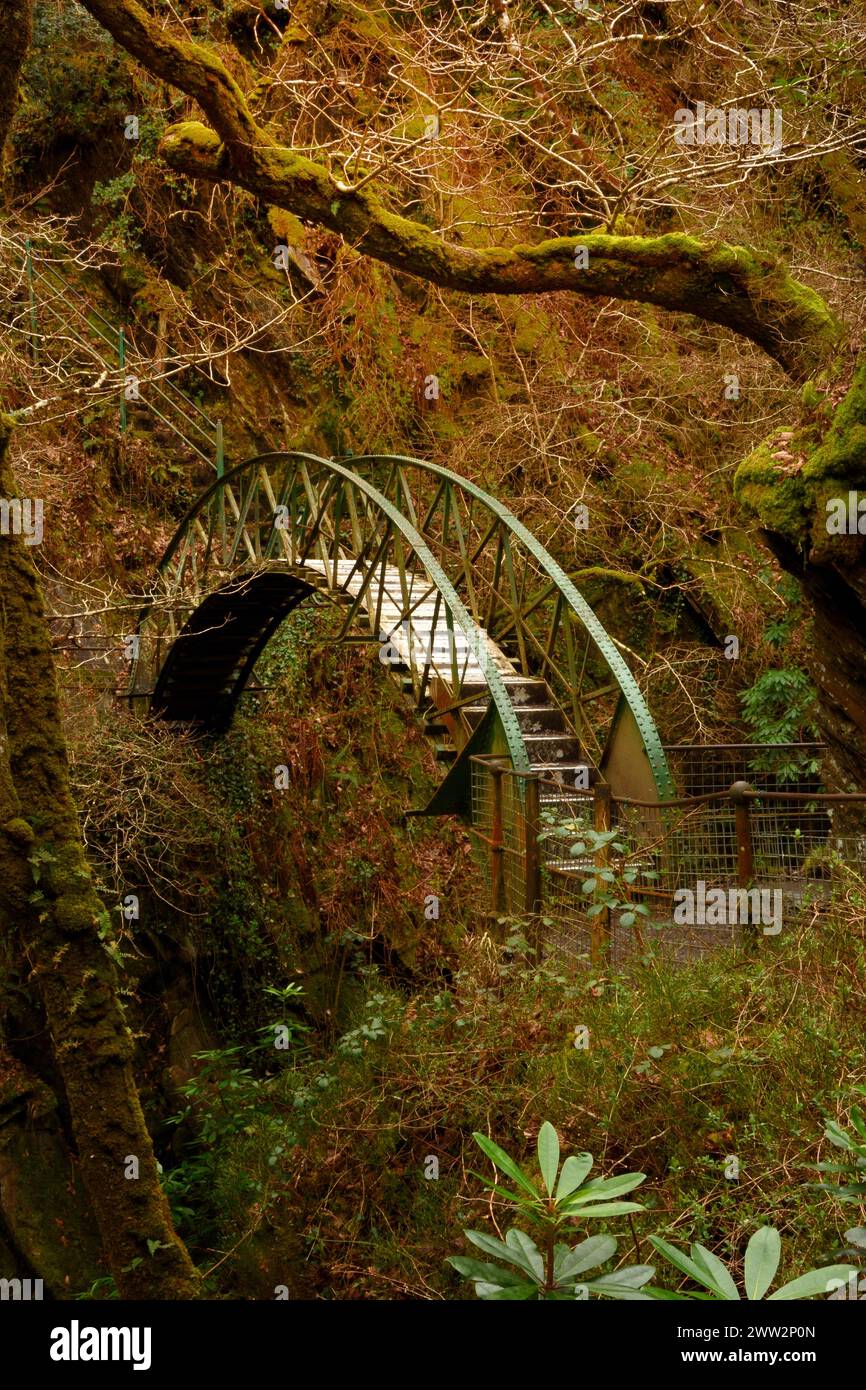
[461, 702, 570, 734]
[459, 677, 548, 703]
[533, 765, 597, 800]
[524, 734, 583, 764]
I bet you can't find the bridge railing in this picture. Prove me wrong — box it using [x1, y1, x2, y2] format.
[469, 752, 866, 970]
[17, 236, 225, 473]
[345, 455, 676, 799]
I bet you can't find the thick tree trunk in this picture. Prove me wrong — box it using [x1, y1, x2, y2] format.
[0, 415, 200, 1298]
[736, 356, 866, 801]
[0, 0, 32, 176]
[764, 532, 866, 808]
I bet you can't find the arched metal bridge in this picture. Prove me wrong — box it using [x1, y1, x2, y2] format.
[129, 451, 675, 809]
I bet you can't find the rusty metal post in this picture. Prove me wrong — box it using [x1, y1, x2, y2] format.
[592, 782, 612, 965]
[490, 762, 505, 915]
[730, 780, 754, 888]
[523, 773, 542, 955]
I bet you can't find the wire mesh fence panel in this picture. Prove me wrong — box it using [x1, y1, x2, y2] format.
[501, 771, 528, 915]
[467, 750, 866, 974]
[537, 775, 597, 967]
[662, 743, 824, 797]
[469, 757, 498, 906]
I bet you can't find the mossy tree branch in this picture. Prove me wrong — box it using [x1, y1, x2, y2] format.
[0, 416, 200, 1299]
[78, 0, 842, 382]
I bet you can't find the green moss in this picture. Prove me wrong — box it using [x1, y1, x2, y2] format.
[735, 439, 809, 540]
[735, 359, 866, 545]
[455, 353, 493, 382]
[3, 817, 35, 846]
[804, 360, 866, 484]
[511, 307, 547, 354]
[801, 380, 824, 411]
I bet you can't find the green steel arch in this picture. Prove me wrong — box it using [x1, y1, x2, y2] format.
[131, 449, 673, 799]
[342, 453, 674, 800]
[130, 451, 531, 769]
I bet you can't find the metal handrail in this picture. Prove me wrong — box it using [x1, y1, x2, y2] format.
[21, 236, 222, 468]
[345, 453, 675, 799]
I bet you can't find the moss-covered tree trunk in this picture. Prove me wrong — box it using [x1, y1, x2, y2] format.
[735, 355, 866, 807]
[0, 415, 200, 1298]
[0, 0, 32, 180]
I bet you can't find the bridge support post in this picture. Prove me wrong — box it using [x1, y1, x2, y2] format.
[730, 780, 755, 886]
[522, 773, 542, 955]
[490, 762, 505, 915]
[591, 783, 612, 965]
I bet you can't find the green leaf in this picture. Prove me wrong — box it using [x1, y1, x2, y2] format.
[475, 1280, 540, 1300]
[620, 912, 636, 928]
[691, 1243, 740, 1301]
[554, 1152, 593, 1199]
[562, 1172, 645, 1205]
[467, 1170, 539, 1207]
[555, 1234, 616, 1280]
[581, 878, 597, 894]
[447, 1256, 529, 1287]
[644, 1286, 715, 1301]
[537, 1122, 560, 1196]
[649, 1236, 731, 1298]
[587, 1266, 656, 1299]
[768, 1265, 857, 1300]
[473, 1133, 540, 1198]
[825, 1120, 853, 1150]
[464, 1229, 542, 1281]
[744, 1227, 781, 1300]
[849, 1108, 866, 1141]
[567, 1200, 645, 1217]
[506, 1229, 545, 1281]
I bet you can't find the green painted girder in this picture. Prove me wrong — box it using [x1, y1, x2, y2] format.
[344, 454, 675, 801]
[134, 451, 531, 773]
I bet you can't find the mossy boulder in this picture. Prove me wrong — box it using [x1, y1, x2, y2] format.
[735, 359, 866, 555]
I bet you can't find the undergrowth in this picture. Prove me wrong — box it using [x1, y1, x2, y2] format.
[163, 865, 866, 1300]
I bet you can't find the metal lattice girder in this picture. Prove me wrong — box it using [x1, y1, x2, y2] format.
[130, 452, 531, 769]
[343, 454, 675, 800]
